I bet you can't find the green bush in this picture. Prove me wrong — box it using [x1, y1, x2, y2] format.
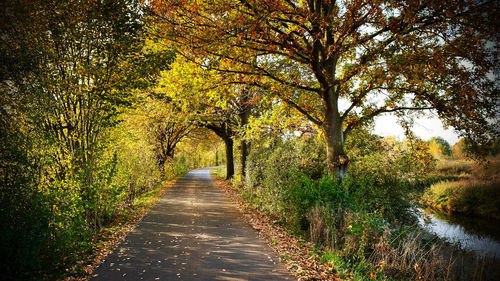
[242, 132, 442, 279]
[345, 135, 434, 223]
[0, 124, 85, 280]
[244, 137, 326, 217]
[111, 128, 162, 201]
[0, 114, 167, 280]
[172, 153, 190, 177]
[244, 134, 406, 237]
[284, 174, 344, 230]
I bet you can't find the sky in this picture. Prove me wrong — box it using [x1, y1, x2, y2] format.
[373, 113, 461, 145]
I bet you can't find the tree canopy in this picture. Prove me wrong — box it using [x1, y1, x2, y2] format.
[150, 0, 499, 179]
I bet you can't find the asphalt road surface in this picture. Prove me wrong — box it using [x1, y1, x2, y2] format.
[91, 168, 295, 281]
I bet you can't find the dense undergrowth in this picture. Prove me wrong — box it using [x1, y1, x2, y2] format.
[223, 133, 498, 280]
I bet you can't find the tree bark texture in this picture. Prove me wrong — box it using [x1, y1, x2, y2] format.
[322, 86, 348, 181]
[238, 95, 251, 180]
[239, 140, 250, 179]
[224, 137, 234, 179]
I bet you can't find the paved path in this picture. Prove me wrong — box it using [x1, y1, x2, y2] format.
[91, 168, 294, 281]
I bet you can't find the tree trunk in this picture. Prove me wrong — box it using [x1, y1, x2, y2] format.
[238, 89, 252, 181]
[238, 101, 251, 180]
[224, 137, 234, 179]
[215, 148, 219, 166]
[204, 123, 235, 179]
[323, 87, 348, 181]
[157, 155, 166, 179]
[239, 140, 250, 179]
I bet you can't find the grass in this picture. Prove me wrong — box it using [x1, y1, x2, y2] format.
[422, 180, 500, 218]
[419, 156, 500, 218]
[370, 229, 454, 281]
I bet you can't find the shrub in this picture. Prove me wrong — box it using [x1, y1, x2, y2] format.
[244, 137, 326, 218]
[0, 124, 90, 279]
[345, 134, 435, 223]
[285, 175, 343, 231]
[242, 132, 455, 280]
[171, 153, 190, 178]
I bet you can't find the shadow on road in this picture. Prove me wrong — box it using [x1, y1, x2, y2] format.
[91, 169, 294, 281]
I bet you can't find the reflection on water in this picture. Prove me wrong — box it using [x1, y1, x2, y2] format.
[416, 207, 500, 258]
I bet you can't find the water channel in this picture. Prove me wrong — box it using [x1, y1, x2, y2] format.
[415, 207, 500, 259]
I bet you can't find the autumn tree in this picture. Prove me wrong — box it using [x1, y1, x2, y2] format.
[2, 0, 143, 228]
[0, 0, 159, 275]
[428, 136, 452, 158]
[136, 94, 192, 178]
[150, 0, 499, 180]
[156, 59, 257, 179]
[452, 138, 467, 158]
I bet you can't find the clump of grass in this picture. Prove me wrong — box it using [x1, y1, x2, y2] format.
[371, 229, 454, 281]
[303, 203, 455, 280]
[423, 180, 500, 218]
[419, 156, 500, 218]
[132, 183, 168, 210]
[423, 159, 474, 184]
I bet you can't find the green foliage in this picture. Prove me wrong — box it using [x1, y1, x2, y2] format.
[245, 136, 326, 216]
[0, 1, 177, 279]
[0, 116, 167, 280]
[285, 175, 343, 228]
[346, 133, 435, 222]
[245, 132, 426, 227]
[111, 119, 162, 199]
[242, 131, 448, 279]
[319, 250, 336, 265]
[428, 137, 452, 158]
[0, 122, 50, 279]
[172, 153, 190, 177]
[213, 165, 227, 180]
